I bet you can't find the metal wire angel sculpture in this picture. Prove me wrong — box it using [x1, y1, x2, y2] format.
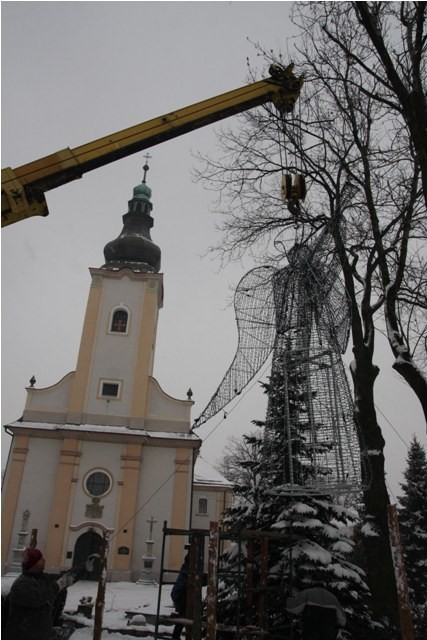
[194, 217, 367, 493]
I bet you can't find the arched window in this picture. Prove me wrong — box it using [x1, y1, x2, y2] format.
[198, 497, 208, 515]
[110, 309, 128, 333]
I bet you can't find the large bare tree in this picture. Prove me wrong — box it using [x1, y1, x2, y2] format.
[195, 1, 427, 633]
[215, 433, 260, 487]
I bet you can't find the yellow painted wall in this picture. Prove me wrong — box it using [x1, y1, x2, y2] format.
[169, 448, 192, 569]
[68, 274, 103, 422]
[130, 280, 160, 421]
[45, 439, 82, 565]
[110, 443, 143, 572]
[1, 436, 29, 566]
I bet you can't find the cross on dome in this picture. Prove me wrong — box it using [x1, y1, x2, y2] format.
[142, 153, 152, 183]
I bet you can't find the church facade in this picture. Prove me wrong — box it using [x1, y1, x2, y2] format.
[1, 171, 232, 581]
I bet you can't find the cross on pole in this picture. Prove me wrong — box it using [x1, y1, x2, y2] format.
[147, 515, 157, 541]
[138, 516, 158, 584]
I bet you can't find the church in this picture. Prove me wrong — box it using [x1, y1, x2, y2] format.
[1, 167, 232, 581]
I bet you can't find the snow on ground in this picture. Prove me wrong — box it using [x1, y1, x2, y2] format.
[2, 576, 176, 639]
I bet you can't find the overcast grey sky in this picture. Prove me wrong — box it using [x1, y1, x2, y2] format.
[2, 1, 425, 499]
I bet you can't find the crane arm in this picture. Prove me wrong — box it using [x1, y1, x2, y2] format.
[2, 65, 302, 227]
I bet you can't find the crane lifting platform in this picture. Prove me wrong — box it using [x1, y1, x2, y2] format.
[2, 64, 303, 227]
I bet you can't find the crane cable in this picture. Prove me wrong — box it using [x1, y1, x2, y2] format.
[276, 105, 288, 178]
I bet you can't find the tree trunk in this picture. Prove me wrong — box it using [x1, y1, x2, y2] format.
[351, 349, 400, 635]
[354, 2, 427, 211]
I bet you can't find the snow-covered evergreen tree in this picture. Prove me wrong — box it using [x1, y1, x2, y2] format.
[216, 376, 379, 639]
[398, 435, 427, 640]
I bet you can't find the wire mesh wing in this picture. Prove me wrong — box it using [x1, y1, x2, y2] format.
[194, 266, 277, 427]
[262, 236, 364, 493]
[317, 275, 351, 353]
[298, 218, 351, 353]
[303, 256, 351, 353]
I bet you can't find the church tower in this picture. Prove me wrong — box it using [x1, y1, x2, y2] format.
[1, 167, 207, 581]
[67, 163, 164, 429]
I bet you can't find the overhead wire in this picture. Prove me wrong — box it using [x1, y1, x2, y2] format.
[106, 360, 409, 553]
[107, 359, 272, 545]
[375, 403, 410, 449]
[374, 401, 409, 504]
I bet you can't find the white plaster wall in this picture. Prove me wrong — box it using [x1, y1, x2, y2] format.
[24, 373, 74, 413]
[7, 438, 60, 562]
[131, 446, 192, 576]
[192, 488, 217, 530]
[147, 378, 191, 422]
[85, 275, 148, 417]
[68, 440, 123, 531]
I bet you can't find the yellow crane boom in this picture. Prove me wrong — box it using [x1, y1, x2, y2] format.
[1, 64, 302, 227]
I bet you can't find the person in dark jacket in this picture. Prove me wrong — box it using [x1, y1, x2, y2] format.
[171, 554, 189, 640]
[286, 585, 347, 640]
[5, 547, 75, 640]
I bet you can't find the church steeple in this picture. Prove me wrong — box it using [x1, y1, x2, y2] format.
[103, 160, 161, 273]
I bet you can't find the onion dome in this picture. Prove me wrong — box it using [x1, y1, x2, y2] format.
[102, 162, 161, 273]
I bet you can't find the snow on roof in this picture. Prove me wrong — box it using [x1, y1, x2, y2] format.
[7, 420, 200, 441]
[7, 422, 230, 488]
[193, 455, 232, 488]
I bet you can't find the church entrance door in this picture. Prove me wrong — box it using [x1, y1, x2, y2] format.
[73, 530, 102, 580]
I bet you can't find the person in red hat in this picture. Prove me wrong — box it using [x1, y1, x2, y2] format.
[4, 547, 75, 640]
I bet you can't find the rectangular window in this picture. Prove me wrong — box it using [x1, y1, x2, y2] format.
[102, 383, 119, 397]
[100, 381, 120, 398]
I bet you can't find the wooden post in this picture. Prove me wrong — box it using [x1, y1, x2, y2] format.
[258, 536, 268, 631]
[246, 538, 254, 617]
[186, 536, 196, 640]
[186, 531, 205, 640]
[93, 531, 109, 640]
[206, 522, 219, 640]
[387, 505, 414, 640]
[30, 529, 38, 548]
[193, 533, 205, 640]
